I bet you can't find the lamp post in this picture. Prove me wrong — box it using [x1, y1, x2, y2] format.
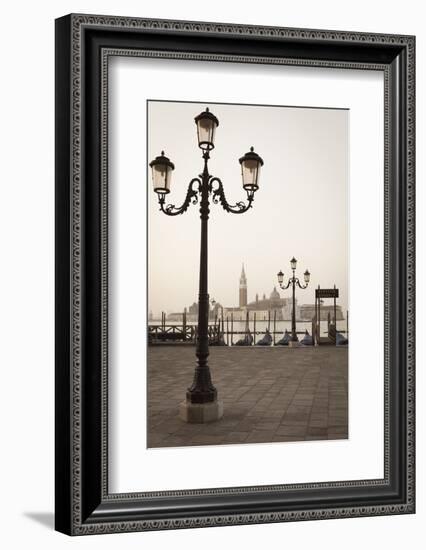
[277, 257, 310, 343]
[150, 107, 264, 422]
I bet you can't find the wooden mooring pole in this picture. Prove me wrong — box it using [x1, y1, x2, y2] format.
[226, 316, 229, 346]
[183, 309, 187, 341]
[347, 310, 349, 339]
[334, 284, 337, 327]
[273, 310, 276, 345]
[312, 317, 315, 346]
[231, 312, 234, 346]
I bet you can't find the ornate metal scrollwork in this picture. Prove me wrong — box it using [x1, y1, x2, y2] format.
[158, 178, 201, 216]
[209, 177, 254, 214]
[295, 278, 308, 290]
[279, 277, 308, 291]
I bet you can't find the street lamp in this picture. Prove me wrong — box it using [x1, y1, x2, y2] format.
[277, 257, 310, 342]
[150, 107, 264, 423]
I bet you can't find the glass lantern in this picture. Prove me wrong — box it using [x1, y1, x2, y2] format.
[194, 107, 219, 151]
[277, 271, 284, 285]
[290, 257, 297, 271]
[304, 269, 311, 284]
[239, 147, 264, 191]
[149, 151, 175, 194]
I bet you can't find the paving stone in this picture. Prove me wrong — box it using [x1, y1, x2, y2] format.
[279, 422, 309, 433]
[272, 436, 303, 442]
[225, 431, 250, 442]
[147, 347, 347, 448]
[189, 435, 225, 445]
[307, 427, 328, 436]
[245, 430, 278, 443]
[328, 433, 348, 440]
[279, 419, 309, 428]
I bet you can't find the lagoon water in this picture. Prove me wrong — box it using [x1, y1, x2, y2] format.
[150, 318, 348, 345]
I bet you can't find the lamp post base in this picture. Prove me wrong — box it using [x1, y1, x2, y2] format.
[179, 399, 224, 423]
[288, 340, 300, 348]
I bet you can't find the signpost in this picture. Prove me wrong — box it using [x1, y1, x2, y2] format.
[315, 285, 339, 345]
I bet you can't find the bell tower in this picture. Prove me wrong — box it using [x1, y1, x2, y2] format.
[239, 264, 247, 307]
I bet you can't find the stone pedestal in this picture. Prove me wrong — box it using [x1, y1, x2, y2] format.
[179, 399, 223, 423]
[288, 341, 300, 348]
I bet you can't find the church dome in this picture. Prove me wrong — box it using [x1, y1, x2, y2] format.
[270, 286, 280, 300]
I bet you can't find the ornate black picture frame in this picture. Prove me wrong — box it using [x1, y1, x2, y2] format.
[55, 13, 415, 535]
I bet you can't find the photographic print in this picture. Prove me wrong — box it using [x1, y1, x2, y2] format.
[147, 100, 349, 448]
[56, 15, 414, 534]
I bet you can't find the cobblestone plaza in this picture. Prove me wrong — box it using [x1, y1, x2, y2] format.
[147, 346, 348, 448]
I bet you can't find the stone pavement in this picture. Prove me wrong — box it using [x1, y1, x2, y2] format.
[147, 346, 348, 448]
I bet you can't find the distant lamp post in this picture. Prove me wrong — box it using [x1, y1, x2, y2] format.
[210, 298, 216, 320]
[150, 107, 264, 423]
[277, 257, 310, 342]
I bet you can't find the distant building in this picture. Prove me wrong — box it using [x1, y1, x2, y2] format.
[222, 264, 293, 320]
[188, 302, 198, 316]
[239, 264, 247, 307]
[299, 304, 344, 321]
[167, 312, 185, 321]
[167, 300, 224, 323]
[169, 264, 344, 323]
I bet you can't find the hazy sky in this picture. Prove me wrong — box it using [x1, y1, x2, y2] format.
[148, 100, 348, 315]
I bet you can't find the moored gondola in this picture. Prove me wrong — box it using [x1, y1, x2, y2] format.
[275, 329, 290, 346]
[256, 329, 272, 346]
